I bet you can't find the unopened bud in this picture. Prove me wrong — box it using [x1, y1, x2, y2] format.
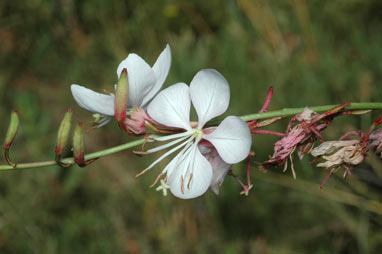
[3, 110, 19, 167]
[73, 122, 85, 165]
[4, 110, 19, 149]
[114, 68, 129, 123]
[55, 109, 72, 156]
[253, 117, 282, 129]
[342, 109, 372, 116]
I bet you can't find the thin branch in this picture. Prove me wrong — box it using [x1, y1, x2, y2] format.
[1, 102, 382, 171]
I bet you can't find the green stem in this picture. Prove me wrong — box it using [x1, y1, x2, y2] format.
[0, 138, 147, 171]
[240, 102, 382, 122]
[1, 102, 382, 172]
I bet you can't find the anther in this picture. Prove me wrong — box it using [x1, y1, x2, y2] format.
[181, 175, 185, 194]
[133, 150, 151, 155]
[187, 173, 193, 189]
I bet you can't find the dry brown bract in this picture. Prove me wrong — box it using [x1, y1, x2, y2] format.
[311, 140, 367, 178]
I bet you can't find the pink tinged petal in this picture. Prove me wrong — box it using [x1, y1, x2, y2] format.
[199, 144, 232, 195]
[116, 54, 156, 107]
[71, 84, 114, 116]
[141, 44, 172, 108]
[204, 116, 252, 164]
[168, 145, 213, 199]
[147, 83, 192, 130]
[209, 156, 232, 195]
[190, 69, 230, 128]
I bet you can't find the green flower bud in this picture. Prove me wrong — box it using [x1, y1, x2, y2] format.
[114, 68, 129, 123]
[55, 109, 72, 156]
[73, 122, 84, 165]
[4, 110, 19, 149]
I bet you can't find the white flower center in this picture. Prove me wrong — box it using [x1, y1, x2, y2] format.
[193, 128, 204, 138]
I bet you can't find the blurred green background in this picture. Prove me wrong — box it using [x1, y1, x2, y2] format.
[1, 0, 382, 253]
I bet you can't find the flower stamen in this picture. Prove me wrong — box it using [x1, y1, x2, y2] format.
[136, 168, 149, 178]
[150, 172, 163, 188]
[147, 135, 195, 170]
[147, 135, 190, 153]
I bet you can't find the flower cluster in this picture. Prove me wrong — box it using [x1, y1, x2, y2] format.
[68, 44, 382, 198]
[70, 45, 252, 199]
[261, 104, 349, 178]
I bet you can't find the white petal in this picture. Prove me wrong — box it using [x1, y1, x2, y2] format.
[71, 84, 114, 116]
[147, 83, 192, 130]
[204, 116, 251, 164]
[141, 44, 172, 107]
[116, 54, 156, 107]
[168, 145, 212, 199]
[190, 69, 230, 128]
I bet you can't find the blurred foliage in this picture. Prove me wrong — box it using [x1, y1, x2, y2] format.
[1, 0, 382, 253]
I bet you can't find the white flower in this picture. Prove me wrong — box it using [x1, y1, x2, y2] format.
[145, 69, 252, 199]
[70, 44, 171, 127]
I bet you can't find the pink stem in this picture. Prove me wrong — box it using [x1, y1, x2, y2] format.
[339, 131, 364, 141]
[229, 170, 247, 190]
[319, 172, 333, 189]
[248, 87, 274, 128]
[364, 115, 382, 143]
[259, 86, 274, 113]
[310, 125, 324, 143]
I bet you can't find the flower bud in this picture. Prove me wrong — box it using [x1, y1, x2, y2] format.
[4, 110, 19, 149]
[252, 117, 282, 129]
[73, 122, 85, 165]
[342, 109, 372, 116]
[114, 68, 129, 123]
[55, 109, 72, 156]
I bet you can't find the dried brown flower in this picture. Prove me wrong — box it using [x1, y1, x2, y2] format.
[262, 103, 350, 178]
